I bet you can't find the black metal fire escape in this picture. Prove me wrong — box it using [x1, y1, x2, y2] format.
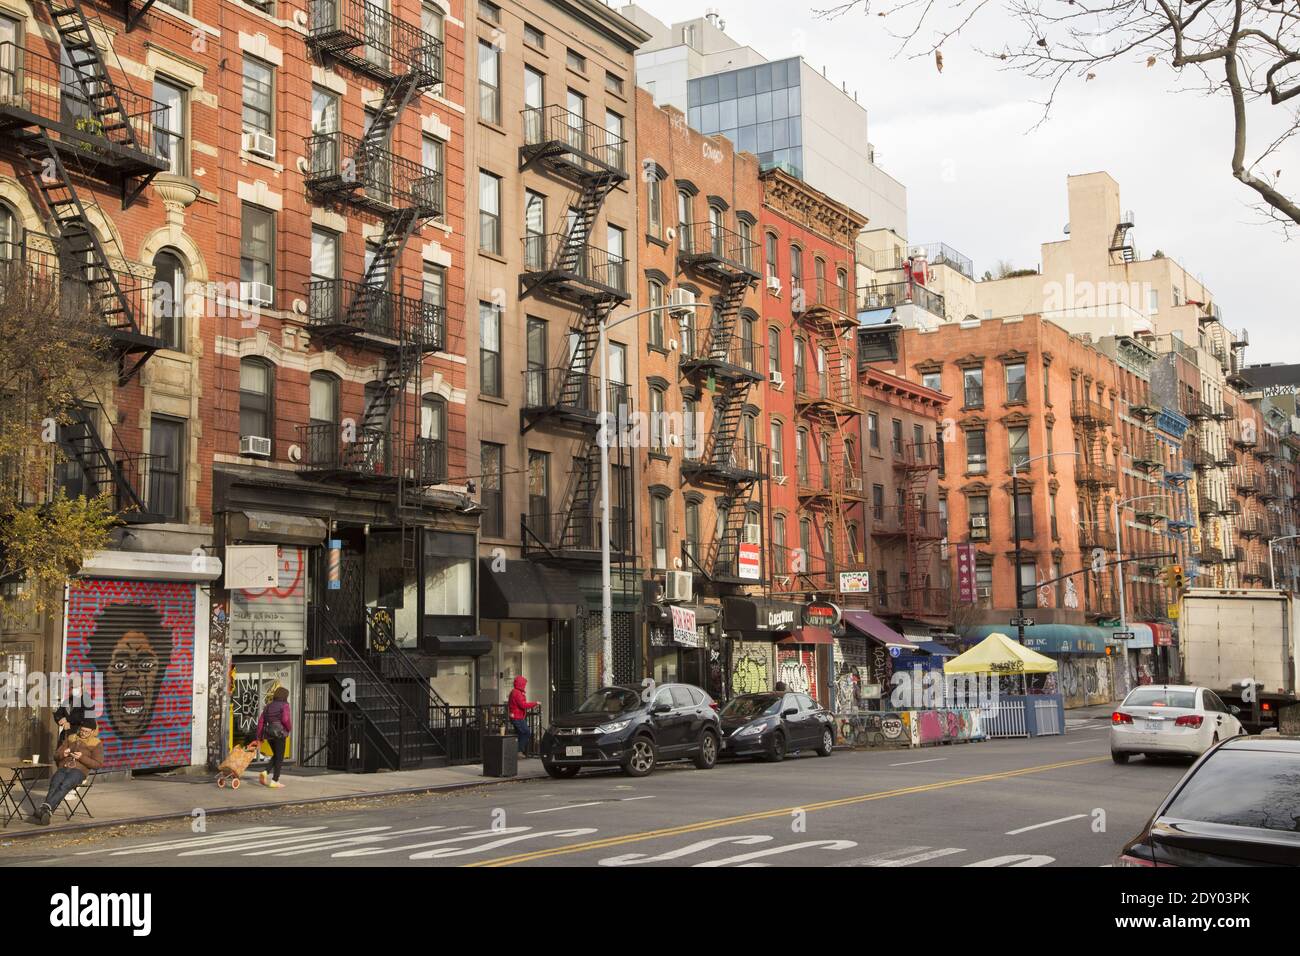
[677, 221, 764, 585]
[301, 0, 446, 531]
[518, 104, 633, 563]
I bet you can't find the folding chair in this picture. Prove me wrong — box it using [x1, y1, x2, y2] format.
[60, 772, 96, 821]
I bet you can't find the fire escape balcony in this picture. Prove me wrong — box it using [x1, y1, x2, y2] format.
[1198, 494, 1224, 516]
[857, 281, 945, 321]
[1076, 460, 1118, 487]
[1200, 545, 1225, 565]
[871, 513, 907, 540]
[677, 334, 764, 384]
[1215, 448, 1237, 468]
[1239, 515, 1263, 539]
[305, 132, 443, 219]
[1135, 502, 1169, 523]
[306, 0, 444, 87]
[709, 531, 767, 587]
[795, 370, 858, 418]
[895, 441, 942, 472]
[520, 370, 629, 432]
[1235, 470, 1260, 496]
[296, 424, 446, 486]
[306, 278, 445, 351]
[1220, 498, 1242, 516]
[1078, 527, 1118, 551]
[522, 509, 634, 565]
[1233, 427, 1258, 450]
[1070, 399, 1113, 427]
[1254, 441, 1278, 461]
[682, 439, 767, 487]
[519, 234, 630, 305]
[1188, 401, 1214, 421]
[890, 587, 952, 620]
[676, 221, 760, 284]
[54, 403, 160, 523]
[0, 40, 169, 184]
[520, 104, 628, 184]
[801, 278, 858, 329]
[1131, 443, 1164, 473]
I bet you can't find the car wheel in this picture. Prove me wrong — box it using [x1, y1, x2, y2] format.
[765, 731, 787, 763]
[622, 736, 658, 777]
[1110, 750, 1129, 764]
[693, 730, 719, 769]
[816, 727, 835, 757]
[543, 761, 580, 779]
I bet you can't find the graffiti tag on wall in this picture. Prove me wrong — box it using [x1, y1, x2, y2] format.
[231, 547, 305, 656]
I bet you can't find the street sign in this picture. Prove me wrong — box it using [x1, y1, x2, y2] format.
[1009, 617, 1035, 628]
[1112, 631, 1135, 641]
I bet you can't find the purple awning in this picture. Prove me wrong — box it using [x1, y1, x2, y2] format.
[841, 610, 917, 649]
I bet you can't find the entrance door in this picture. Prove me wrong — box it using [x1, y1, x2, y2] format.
[324, 541, 366, 648]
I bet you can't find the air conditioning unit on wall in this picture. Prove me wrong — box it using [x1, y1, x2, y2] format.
[242, 131, 277, 159]
[665, 570, 693, 602]
[240, 435, 272, 458]
[668, 287, 696, 316]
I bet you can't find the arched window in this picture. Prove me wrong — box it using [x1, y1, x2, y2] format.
[770, 419, 784, 479]
[239, 358, 273, 444]
[0, 202, 19, 260]
[151, 249, 185, 351]
[768, 326, 781, 376]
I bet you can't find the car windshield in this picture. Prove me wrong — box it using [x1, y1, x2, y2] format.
[1124, 689, 1197, 708]
[721, 695, 782, 719]
[575, 688, 642, 714]
[1164, 750, 1300, 833]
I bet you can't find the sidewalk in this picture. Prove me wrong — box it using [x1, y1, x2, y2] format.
[1, 760, 548, 842]
[1066, 703, 1119, 722]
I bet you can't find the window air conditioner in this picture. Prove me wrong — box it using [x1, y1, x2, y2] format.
[668, 287, 696, 316]
[664, 570, 693, 602]
[240, 281, 274, 307]
[240, 435, 272, 458]
[743, 525, 761, 545]
[766, 275, 782, 294]
[242, 131, 277, 159]
[770, 370, 784, 388]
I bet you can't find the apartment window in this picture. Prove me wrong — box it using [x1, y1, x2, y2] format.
[607, 224, 626, 291]
[872, 484, 884, 521]
[678, 190, 692, 251]
[768, 327, 781, 375]
[239, 204, 274, 299]
[479, 302, 501, 396]
[1148, 288, 1159, 314]
[239, 358, 273, 441]
[528, 451, 549, 539]
[966, 429, 987, 474]
[479, 0, 500, 22]
[566, 48, 586, 72]
[1050, 491, 1059, 539]
[523, 23, 544, 48]
[814, 257, 827, 304]
[309, 371, 339, 431]
[651, 493, 668, 569]
[963, 367, 984, 408]
[1046, 423, 1055, 470]
[523, 189, 545, 270]
[819, 431, 831, 489]
[423, 135, 445, 212]
[153, 77, 186, 174]
[770, 421, 784, 478]
[683, 499, 701, 562]
[151, 249, 185, 352]
[478, 41, 500, 124]
[311, 86, 339, 136]
[891, 419, 904, 457]
[796, 428, 809, 484]
[683, 397, 699, 460]
[789, 245, 803, 298]
[1043, 361, 1051, 404]
[606, 71, 625, 96]
[1008, 425, 1030, 470]
[605, 109, 625, 171]
[423, 262, 445, 311]
[741, 315, 756, 371]
[241, 57, 274, 136]
[837, 267, 849, 313]
[647, 174, 662, 238]
[1018, 562, 1037, 608]
[765, 232, 778, 281]
[799, 518, 812, 568]
[523, 65, 545, 143]
[1053, 560, 1064, 606]
[792, 337, 805, 393]
[976, 562, 993, 607]
[649, 386, 666, 453]
[921, 371, 941, 391]
[913, 423, 924, 457]
[877, 570, 888, 607]
[772, 513, 786, 563]
[1005, 362, 1027, 403]
[1014, 490, 1034, 539]
[479, 170, 501, 254]
[149, 417, 184, 523]
[969, 494, 989, 540]
[634, 280, 663, 353]
[158, 0, 188, 10]
[0, 201, 18, 260]
[868, 412, 879, 451]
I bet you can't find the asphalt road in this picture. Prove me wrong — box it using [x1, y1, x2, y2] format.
[2, 724, 1191, 868]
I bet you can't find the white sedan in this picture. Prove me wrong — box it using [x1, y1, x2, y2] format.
[1110, 685, 1245, 763]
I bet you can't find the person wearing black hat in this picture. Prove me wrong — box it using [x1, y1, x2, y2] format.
[30, 718, 103, 826]
[52, 705, 85, 746]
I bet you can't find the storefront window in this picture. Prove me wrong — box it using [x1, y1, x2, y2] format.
[229, 660, 299, 762]
[366, 532, 419, 648]
[424, 531, 474, 618]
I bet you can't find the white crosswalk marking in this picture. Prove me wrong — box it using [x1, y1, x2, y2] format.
[965, 854, 1055, 867]
[332, 826, 532, 859]
[408, 827, 598, 860]
[832, 846, 933, 867]
[600, 836, 773, 866]
[76, 827, 319, 857]
[870, 847, 966, 866]
[693, 840, 857, 867]
[179, 827, 389, 857]
[244, 825, 470, 858]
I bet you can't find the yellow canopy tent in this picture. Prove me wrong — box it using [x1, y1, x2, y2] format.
[945, 632, 1058, 675]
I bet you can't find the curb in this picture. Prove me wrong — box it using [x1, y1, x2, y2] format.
[0, 771, 546, 843]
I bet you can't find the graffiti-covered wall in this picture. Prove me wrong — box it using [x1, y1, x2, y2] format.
[230, 547, 306, 656]
[1047, 655, 1113, 708]
[730, 641, 774, 696]
[65, 579, 196, 770]
[776, 647, 818, 700]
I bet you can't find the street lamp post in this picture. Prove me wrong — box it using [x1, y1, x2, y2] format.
[1011, 451, 1079, 648]
[596, 299, 709, 686]
[1268, 534, 1300, 590]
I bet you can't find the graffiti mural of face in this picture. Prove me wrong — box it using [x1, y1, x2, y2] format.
[106, 630, 163, 738]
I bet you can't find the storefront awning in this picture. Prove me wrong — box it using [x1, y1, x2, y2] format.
[427, 634, 493, 657]
[914, 641, 958, 658]
[722, 596, 801, 633]
[959, 624, 1108, 656]
[841, 609, 915, 649]
[1118, 623, 1155, 650]
[778, 625, 834, 645]
[227, 510, 328, 545]
[479, 560, 582, 620]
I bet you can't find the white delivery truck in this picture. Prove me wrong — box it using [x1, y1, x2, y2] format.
[1180, 588, 1298, 733]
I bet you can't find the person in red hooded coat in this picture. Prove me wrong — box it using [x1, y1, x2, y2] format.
[507, 675, 540, 757]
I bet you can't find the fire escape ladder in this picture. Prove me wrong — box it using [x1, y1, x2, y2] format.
[553, 176, 618, 274]
[14, 129, 155, 382]
[55, 402, 154, 518]
[360, 68, 421, 152]
[1109, 219, 1135, 263]
[340, 342, 417, 471]
[708, 491, 753, 579]
[704, 276, 749, 359]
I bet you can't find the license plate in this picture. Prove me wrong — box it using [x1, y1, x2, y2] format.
[565, 746, 583, 757]
[1146, 720, 1161, 731]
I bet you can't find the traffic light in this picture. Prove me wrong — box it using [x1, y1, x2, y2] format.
[1162, 565, 1186, 591]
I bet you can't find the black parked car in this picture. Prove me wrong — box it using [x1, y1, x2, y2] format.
[719, 691, 836, 762]
[1118, 736, 1300, 866]
[540, 684, 722, 779]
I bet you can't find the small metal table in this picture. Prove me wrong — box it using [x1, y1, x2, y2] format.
[0, 760, 52, 827]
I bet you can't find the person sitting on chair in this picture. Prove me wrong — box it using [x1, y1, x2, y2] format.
[30, 718, 103, 826]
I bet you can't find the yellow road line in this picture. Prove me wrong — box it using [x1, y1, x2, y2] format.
[467, 754, 1108, 867]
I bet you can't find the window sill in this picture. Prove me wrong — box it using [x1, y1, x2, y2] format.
[478, 249, 508, 265]
[1004, 399, 1029, 409]
[648, 451, 672, 463]
[646, 343, 669, 357]
[479, 393, 509, 406]
[478, 118, 506, 136]
[240, 150, 284, 173]
[961, 404, 985, 413]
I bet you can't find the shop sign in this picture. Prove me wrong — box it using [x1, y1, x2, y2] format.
[765, 606, 798, 631]
[803, 600, 842, 630]
[956, 543, 977, 605]
[738, 542, 761, 580]
[671, 605, 698, 646]
[224, 545, 279, 590]
[838, 571, 871, 594]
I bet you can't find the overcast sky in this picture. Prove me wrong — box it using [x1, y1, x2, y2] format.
[628, 0, 1298, 363]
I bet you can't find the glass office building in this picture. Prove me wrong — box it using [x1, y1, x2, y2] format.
[687, 57, 803, 178]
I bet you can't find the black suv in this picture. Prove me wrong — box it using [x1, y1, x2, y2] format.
[540, 684, 722, 778]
